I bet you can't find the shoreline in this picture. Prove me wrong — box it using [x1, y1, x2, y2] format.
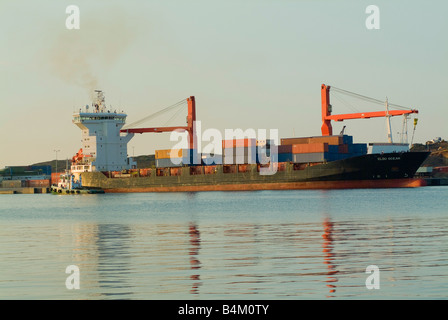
[0, 187, 50, 194]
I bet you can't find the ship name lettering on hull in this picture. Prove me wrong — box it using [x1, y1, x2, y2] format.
[378, 157, 401, 161]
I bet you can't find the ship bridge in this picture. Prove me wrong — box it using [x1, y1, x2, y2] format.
[72, 90, 136, 173]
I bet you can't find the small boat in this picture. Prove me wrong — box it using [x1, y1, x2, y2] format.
[50, 171, 104, 194]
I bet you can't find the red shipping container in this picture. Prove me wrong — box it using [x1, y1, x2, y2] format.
[282, 136, 343, 146]
[292, 143, 328, 154]
[222, 138, 256, 148]
[281, 137, 310, 145]
[308, 136, 342, 145]
[139, 168, 151, 177]
[27, 179, 50, 187]
[51, 172, 64, 185]
[434, 166, 448, 173]
[278, 145, 293, 153]
[338, 144, 349, 154]
[170, 167, 182, 176]
[204, 165, 218, 174]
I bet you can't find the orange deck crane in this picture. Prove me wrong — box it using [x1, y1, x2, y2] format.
[120, 96, 197, 149]
[321, 84, 419, 141]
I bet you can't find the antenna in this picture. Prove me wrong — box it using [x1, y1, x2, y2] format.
[400, 114, 410, 144]
[385, 97, 393, 143]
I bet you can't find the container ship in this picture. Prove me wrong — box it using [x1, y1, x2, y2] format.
[69, 86, 430, 192]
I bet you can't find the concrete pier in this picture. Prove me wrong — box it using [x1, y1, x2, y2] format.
[0, 187, 50, 194]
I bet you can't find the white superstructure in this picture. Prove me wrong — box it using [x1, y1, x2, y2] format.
[72, 91, 136, 173]
[367, 143, 410, 154]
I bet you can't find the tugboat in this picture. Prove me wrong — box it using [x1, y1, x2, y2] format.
[51, 171, 104, 194]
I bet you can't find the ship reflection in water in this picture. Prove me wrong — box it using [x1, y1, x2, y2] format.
[63, 219, 347, 299]
[1, 189, 447, 299]
[95, 224, 134, 298]
[322, 217, 338, 297]
[188, 223, 201, 294]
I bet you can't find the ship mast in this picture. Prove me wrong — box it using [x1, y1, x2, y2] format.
[385, 97, 393, 143]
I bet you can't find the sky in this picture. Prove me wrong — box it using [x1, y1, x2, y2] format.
[0, 0, 447, 168]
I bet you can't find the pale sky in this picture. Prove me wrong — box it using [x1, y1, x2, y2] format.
[1, 0, 447, 168]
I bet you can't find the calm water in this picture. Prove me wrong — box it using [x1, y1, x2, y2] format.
[0, 187, 447, 300]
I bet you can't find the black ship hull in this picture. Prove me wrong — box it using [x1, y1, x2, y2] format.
[78, 151, 430, 192]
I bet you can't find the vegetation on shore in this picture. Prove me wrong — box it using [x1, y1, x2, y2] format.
[411, 140, 448, 167]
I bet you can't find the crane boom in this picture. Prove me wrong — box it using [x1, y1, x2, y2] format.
[325, 109, 418, 121]
[320, 84, 419, 136]
[120, 96, 196, 149]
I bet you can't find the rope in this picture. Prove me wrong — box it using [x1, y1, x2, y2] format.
[332, 91, 361, 113]
[123, 99, 186, 129]
[331, 86, 413, 111]
[162, 104, 186, 126]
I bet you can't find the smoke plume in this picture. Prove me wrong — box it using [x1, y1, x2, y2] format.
[48, 6, 135, 100]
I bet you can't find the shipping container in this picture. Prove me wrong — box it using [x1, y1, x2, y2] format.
[170, 167, 182, 176]
[156, 168, 170, 177]
[281, 135, 350, 146]
[292, 143, 329, 154]
[51, 172, 65, 184]
[223, 146, 256, 164]
[348, 143, 367, 154]
[308, 136, 343, 145]
[277, 153, 293, 163]
[202, 153, 223, 165]
[278, 145, 293, 153]
[328, 145, 339, 154]
[224, 155, 257, 165]
[1, 180, 25, 188]
[155, 149, 188, 159]
[342, 135, 353, 144]
[190, 166, 203, 175]
[292, 152, 327, 163]
[256, 139, 274, 147]
[280, 137, 310, 145]
[256, 151, 271, 164]
[139, 168, 152, 177]
[338, 144, 349, 154]
[6, 166, 28, 174]
[204, 165, 218, 174]
[26, 179, 51, 187]
[222, 138, 257, 148]
[156, 149, 199, 165]
[223, 146, 256, 156]
[110, 171, 121, 178]
[223, 165, 237, 173]
[156, 158, 183, 168]
[433, 166, 448, 173]
[326, 153, 343, 162]
[30, 165, 52, 175]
